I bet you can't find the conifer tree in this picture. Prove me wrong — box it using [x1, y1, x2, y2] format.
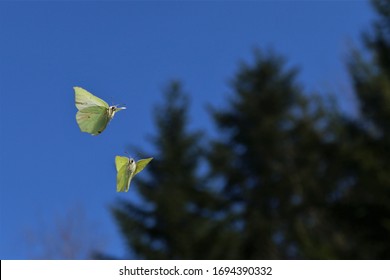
[207, 51, 338, 259]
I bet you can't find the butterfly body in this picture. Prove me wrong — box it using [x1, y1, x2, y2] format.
[126, 158, 137, 176]
[74, 87, 125, 135]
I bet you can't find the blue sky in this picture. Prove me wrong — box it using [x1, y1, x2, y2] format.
[0, 1, 374, 259]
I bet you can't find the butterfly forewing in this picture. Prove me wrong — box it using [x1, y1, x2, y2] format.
[74, 87, 109, 110]
[135, 158, 153, 176]
[115, 156, 129, 172]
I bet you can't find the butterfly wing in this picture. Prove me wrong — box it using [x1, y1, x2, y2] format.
[116, 164, 132, 192]
[74, 87, 109, 110]
[134, 157, 153, 176]
[76, 106, 109, 135]
[115, 156, 132, 192]
[115, 156, 150, 192]
[115, 156, 129, 172]
[74, 87, 112, 135]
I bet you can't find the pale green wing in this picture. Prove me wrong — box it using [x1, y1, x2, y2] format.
[76, 106, 109, 135]
[74, 87, 109, 110]
[115, 156, 129, 172]
[116, 164, 132, 192]
[134, 157, 153, 176]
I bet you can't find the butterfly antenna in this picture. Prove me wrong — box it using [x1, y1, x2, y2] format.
[115, 102, 126, 109]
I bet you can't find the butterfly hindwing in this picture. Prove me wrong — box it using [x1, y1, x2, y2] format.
[76, 106, 109, 135]
[116, 164, 132, 192]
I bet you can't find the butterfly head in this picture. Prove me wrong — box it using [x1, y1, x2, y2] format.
[108, 105, 126, 119]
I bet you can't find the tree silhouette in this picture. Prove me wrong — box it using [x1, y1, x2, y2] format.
[207, 50, 341, 259]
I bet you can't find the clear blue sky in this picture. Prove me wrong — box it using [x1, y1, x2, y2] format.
[0, 1, 374, 259]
